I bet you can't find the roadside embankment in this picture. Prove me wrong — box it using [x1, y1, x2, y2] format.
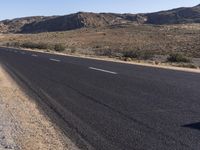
[0, 64, 78, 150]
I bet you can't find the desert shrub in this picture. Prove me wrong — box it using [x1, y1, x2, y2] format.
[140, 51, 154, 60]
[167, 53, 190, 63]
[37, 43, 50, 49]
[21, 42, 50, 50]
[5, 42, 11, 47]
[70, 47, 76, 53]
[5, 42, 20, 47]
[6, 42, 11, 47]
[54, 43, 66, 52]
[177, 64, 197, 68]
[123, 51, 138, 58]
[95, 49, 113, 56]
[11, 42, 20, 47]
[122, 50, 154, 60]
[94, 45, 101, 49]
[21, 42, 38, 49]
[13, 42, 20, 47]
[124, 57, 132, 61]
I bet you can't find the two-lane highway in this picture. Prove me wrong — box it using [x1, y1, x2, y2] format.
[0, 47, 200, 150]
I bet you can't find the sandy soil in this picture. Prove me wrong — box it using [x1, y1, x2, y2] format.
[0, 64, 79, 150]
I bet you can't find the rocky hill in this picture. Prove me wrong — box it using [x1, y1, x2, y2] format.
[20, 12, 142, 33]
[145, 4, 200, 24]
[0, 16, 53, 33]
[0, 4, 199, 33]
[0, 12, 145, 33]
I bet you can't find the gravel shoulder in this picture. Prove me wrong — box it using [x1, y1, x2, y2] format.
[0, 64, 78, 150]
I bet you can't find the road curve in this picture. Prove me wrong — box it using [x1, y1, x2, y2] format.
[0, 47, 200, 150]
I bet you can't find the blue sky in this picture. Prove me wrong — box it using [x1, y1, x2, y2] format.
[0, 0, 199, 20]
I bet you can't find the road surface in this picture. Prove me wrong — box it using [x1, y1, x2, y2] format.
[0, 47, 200, 150]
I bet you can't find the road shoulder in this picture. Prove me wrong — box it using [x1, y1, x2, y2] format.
[0, 64, 78, 150]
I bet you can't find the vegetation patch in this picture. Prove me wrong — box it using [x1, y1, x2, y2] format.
[122, 50, 154, 60]
[5, 42, 66, 52]
[176, 63, 197, 69]
[54, 43, 66, 52]
[167, 53, 190, 63]
[20, 42, 51, 50]
[6, 42, 20, 48]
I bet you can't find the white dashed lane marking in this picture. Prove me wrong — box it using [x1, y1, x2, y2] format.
[31, 54, 38, 57]
[89, 67, 118, 75]
[49, 58, 61, 62]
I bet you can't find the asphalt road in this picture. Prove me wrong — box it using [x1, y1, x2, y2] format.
[0, 47, 200, 150]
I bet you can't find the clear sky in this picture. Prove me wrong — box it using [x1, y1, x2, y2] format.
[0, 0, 199, 20]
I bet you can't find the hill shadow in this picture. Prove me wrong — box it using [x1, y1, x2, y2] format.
[19, 14, 84, 33]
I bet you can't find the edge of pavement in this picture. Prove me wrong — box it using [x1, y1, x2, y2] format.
[1, 46, 200, 74]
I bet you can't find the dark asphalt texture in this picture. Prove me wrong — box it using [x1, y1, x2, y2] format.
[0, 47, 200, 150]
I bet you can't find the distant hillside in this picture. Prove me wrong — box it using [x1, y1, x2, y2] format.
[0, 12, 147, 33]
[0, 4, 200, 33]
[0, 16, 52, 33]
[20, 12, 145, 33]
[145, 4, 200, 24]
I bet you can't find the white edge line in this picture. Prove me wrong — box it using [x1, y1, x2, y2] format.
[89, 67, 117, 74]
[49, 58, 61, 62]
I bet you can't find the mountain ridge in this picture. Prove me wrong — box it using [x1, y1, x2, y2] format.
[0, 4, 200, 33]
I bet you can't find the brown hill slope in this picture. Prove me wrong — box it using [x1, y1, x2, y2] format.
[146, 4, 200, 24]
[0, 4, 199, 33]
[0, 16, 53, 33]
[17, 12, 147, 33]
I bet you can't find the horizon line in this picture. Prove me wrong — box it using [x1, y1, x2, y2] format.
[0, 3, 199, 21]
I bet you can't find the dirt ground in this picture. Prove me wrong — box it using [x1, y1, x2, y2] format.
[0, 64, 78, 150]
[1, 24, 200, 69]
[1, 24, 200, 57]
